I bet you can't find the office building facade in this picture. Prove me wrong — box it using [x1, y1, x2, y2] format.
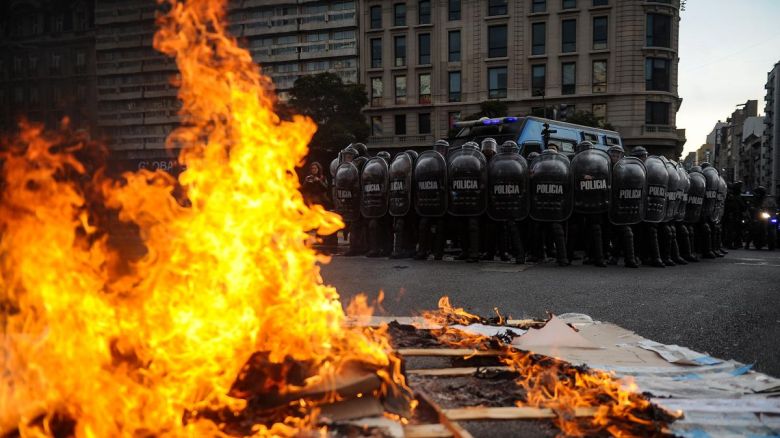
[358, 0, 685, 157]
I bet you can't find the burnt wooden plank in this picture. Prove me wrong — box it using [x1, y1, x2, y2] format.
[443, 406, 598, 421]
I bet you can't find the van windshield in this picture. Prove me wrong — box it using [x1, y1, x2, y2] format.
[450, 122, 525, 148]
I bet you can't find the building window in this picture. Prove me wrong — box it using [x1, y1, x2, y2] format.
[449, 71, 461, 102]
[561, 62, 576, 95]
[593, 16, 608, 50]
[395, 75, 407, 104]
[488, 0, 507, 16]
[394, 3, 406, 26]
[488, 66, 507, 98]
[645, 101, 670, 125]
[448, 30, 461, 62]
[532, 64, 546, 96]
[371, 38, 382, 68]
[418, 0, 431, 24]
[488, 25, 508, 58]
[448, 0, 461, 20]
[592, 60, 607, 92]
[370, 5, 382, 29]
[592, 103, 606, 121]
[562, 19, 576, 53]
[646, 13, 671, 48]
[50, 53, 62, 74]
[593, 0, 608, 5]
[394, 35, 407, 66]
[419, 73, 432, 104]
[52, 14, 64, 33]
[395, 114, 407, 135]
[562, 0, 576, 9]
[28, 56, 38, 75]
[532, 22, 546, 55]
[371, 115, 384, 136]
[30, 87, 40, 105]
[419, 113, 431, 134]
[371, 77, 383, 106]
[532, 0, 546, 13]
[645, 57, 670, 91]
[418, 33, 431, 65]
[75, 51, 86, 73]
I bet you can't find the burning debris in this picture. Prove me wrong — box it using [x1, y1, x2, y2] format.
[0, 0, 410, 436]
[0, 1, 705, 437]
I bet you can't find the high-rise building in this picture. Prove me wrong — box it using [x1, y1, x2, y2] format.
[713, 100, 757, 183]
[740, 116, 766, 191]
[0, 0, 97, 134]
[358, 0, 685, 157]
[765, 61, 780, 196]
[696, 143, 714, 166]
[93, 0, 358, 170]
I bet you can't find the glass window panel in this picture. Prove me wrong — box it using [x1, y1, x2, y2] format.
[370, 6, 382, 29]
[418, 0, 431, 24]
[371, 38, 382, 68]
[419, 113, 431, 134]
[488, 25, 507, 58]
[395, 76, 407, 104]
[418, 33, 431, 65]
[395, 114, 406, 135]
[419, 73, 431, 104]
[488, 0, 507, 16]
[394, 3, 406, 26]
[592, 60, 607, 92]
[395, 35, 406, 66]
[532, 0, 546, 13]
[562, 62, 576, 95]
[532, 64, 546, 96]
[448, 71, 461, 102]
[532, 22, 546, 55]
[488, 66, 508, 98]
[593, 16, 608, 50]
[448, 0, 461, 20]
[448, 30, 461, 62]
[562, 19, 576, 53]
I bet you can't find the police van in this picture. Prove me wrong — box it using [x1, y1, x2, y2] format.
[450, 116, 623, 159]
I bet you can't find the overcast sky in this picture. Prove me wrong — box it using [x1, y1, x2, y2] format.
[677, 0, 780, 155]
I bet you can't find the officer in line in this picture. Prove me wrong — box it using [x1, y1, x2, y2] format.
[571, 141, 611, 267]
[529, 144, 571, 266]
[414, 140, 449, 260]
[606, 145, 639, 267]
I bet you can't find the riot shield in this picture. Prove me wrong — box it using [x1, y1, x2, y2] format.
[360, 157, 389, 218]
[714, 176, 727, 223]
[701, 167, 720, 221]
[487, 150, 529, 221]
[529, 152, 573, 222]
[609, 157, 647, 225]
[388, 153, 413, 217]
[413, 150, 448, 217]
[447, 147, 488, 216]
[685, 171, 706, 224]
[334, 162, 361, 222]
[663, 160, 681, 222]
[675, 164, 690, 222]
[571, 149, 611, 214]
[644, 156, 668, 223]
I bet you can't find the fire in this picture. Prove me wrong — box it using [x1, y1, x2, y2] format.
[425, 298, 673, 437]
[0, 0, 406, 436]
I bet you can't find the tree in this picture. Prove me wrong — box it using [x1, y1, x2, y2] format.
[288, 73, 369, 163]
[462, 100, 509, 121]
[565, 110, 615, 131]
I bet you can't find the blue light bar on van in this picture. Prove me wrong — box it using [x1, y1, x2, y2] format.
[454, 116, 522, 129]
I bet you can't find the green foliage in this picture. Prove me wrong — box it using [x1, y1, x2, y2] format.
[462, 100, 509, 121]
[288, 73, 369, 158]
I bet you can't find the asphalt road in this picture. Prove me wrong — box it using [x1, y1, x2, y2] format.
[321, 248, 780, 378]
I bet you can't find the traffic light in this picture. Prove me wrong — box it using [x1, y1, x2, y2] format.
[542, 123, 557, 149]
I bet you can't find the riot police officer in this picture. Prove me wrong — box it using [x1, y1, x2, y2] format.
[479, 138, 506, 261]
[608, 146, 642, 268]
[487, 140, 529, 264]
[448, 141, 488, 263]
[571, 141, 611, 267]
[414, 140, 449, 260]
[630, 147, 667, 267]
[724, 181, 747, 249]
[698, 163, 720, 258]
[389, 150, 417, 258]
[334, 146, 366, 256]
[530, 147, 572, 266]
[361, 152, 391, 257]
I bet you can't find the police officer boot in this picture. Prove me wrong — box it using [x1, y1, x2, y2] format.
[668, 226, 687, 265]
[552, 222, 570, 266]
[677, 224, 698, 262]
[699, 223, 716, 258]
[466, 218, 481, 263]
[648, 226, 665, 267]
[660, 225, 676, 266]
[509, 221, 525, 264]
[591, 223, 606, 267]
[390, 218, 405, 259]
[366, 219, 382, 257]
[620, 226, 639, 268]
[344, 221, 366, 256]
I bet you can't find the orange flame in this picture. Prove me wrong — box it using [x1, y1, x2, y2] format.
[423, 299, 673, 437]
[0, 0, 407, 436]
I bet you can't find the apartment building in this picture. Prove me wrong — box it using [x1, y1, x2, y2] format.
[0, 0, 97, 134]
[94, 0, 357, 167]
[358, 0, 685, 157]
[766, 61, 780, 196]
